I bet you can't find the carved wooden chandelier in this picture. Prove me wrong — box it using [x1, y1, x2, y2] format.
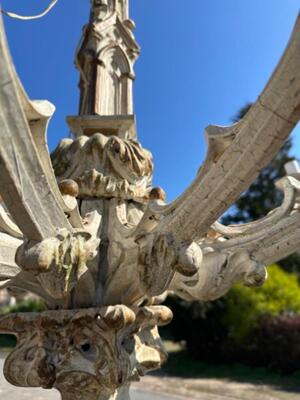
[0, 1, 299, 399]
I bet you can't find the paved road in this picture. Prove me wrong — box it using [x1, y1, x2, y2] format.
[0, 358, 176, 400]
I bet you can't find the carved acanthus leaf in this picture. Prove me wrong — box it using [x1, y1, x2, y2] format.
[138, 233, 202, 297]
[15, 229, 100, 301]
[51, 134, 153, 200]
[75, 169, 150, 201]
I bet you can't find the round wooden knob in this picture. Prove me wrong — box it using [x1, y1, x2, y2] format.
[58, 179, 79, 197]
[124, 19, 136, 31]
[149, 187, 166, 202]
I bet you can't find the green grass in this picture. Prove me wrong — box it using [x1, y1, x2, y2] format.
[162, 349, 300, 389]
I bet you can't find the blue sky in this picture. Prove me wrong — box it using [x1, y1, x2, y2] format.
[1, 0, 299, 200]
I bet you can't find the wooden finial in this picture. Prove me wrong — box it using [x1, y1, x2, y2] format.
[149, 187, 166, 202]
[58, 180, 79, 197]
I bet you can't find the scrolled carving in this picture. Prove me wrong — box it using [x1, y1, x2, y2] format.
[105, 136, 153, 184]
[0, 305, 172, 400]
[171, 249, 267, 302]
[138, 232, 202, 297]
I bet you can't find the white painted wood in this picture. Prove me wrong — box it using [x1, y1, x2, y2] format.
[0, 15, 72, 241]
[0, 232, 21, 281]
[0, 204, 23, 238]
[0, 5, 299, 400]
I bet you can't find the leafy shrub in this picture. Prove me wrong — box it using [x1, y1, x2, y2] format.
[245, 315, 300, 373]
[224, 264, 300, 343]
[0, 298, 45, 349]
[164, 264, 300, 372]
[0, 298, 45, 315]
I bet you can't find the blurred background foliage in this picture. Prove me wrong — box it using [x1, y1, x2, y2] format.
[0, 298, 45, 315]
[0, 298, 45, 349]
[164, 265, 300, 374]
[225, 265, 300, 343]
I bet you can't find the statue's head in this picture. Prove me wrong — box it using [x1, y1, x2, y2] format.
[90, 0, 109, 21]
[91, 0, 108, 8]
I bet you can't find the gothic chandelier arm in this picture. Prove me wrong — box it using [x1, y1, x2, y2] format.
[0, 0, 58, 21]
[0, 14, 73, 241]
[0, 204, 23, 238]
[0, 232, 22, 282]
[170, 211, 300, 303]
[212, 176, 300, 238]
[155, 13, 300, 243]
[0, 14, 103, 303]
[251, 213, 300, 265]
[170, 175, 300, 303]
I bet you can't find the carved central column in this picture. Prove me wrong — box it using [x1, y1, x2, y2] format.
[69, 0, 140, 139]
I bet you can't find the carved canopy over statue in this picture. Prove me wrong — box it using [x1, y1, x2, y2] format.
[76, 0, 139, 116]
[91, 0, 129, 21]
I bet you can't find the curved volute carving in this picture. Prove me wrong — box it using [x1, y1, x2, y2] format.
[0, 306, 172, 400]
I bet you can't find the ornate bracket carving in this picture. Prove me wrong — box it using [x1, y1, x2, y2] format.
[0, 305, 172, 400]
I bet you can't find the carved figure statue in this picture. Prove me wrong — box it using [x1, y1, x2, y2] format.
[0, 2, 299, 400]
[76, 0, 138, 116]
